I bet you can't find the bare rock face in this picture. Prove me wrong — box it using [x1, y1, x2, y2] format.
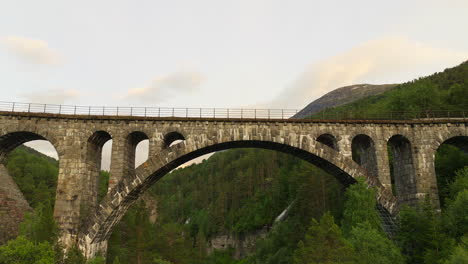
[294, 84, 397, 118]
[208, 229, 268, 259]
[0, 164, 31, 244]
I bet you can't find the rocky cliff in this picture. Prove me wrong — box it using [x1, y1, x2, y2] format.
[0, 164, 31, 244]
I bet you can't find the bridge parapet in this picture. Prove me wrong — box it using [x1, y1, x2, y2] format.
[0, 101, 466, 121]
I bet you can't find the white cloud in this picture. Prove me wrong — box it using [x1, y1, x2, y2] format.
[126, 70, 204, 103]
[23, 89, 80, 104]
[0, 36, 62, 65]
[269, 36, 468, 109]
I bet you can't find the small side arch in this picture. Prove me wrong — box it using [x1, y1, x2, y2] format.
[163, 131, 185, 148]
[316, 133, 339, 151]
[351, 134, 378, 177]
[126, 131, 150, 168]
[85, 130, 112, 213]
[387, 135, 417, 205]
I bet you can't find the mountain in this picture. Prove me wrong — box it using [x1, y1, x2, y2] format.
[294, 84, 397, 118]
[308, 60, 468, 118]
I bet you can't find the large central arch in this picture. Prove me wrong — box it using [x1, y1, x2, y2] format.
[79, 137, 397, 256]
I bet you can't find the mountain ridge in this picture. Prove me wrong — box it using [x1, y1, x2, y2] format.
[294, 83, 398, 118]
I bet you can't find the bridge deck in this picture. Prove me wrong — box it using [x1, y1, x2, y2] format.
[0, 110, 466, 124]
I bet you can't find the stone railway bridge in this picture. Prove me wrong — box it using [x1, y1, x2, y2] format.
[0, 110, 466, 258]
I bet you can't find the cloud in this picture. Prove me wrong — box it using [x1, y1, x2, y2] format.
[0, 36, 62, 65]
[126, 70, 204, 103]
[269, 36, 468, 109]
[22, 89, 80, 104]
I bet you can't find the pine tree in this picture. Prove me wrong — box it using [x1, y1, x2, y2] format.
[292, 212, 357, 264]
[341, 177, 382, 236]
[348, 222, 404, 264]
[444, 236, 468, 264]
[19, 202, 58, 244]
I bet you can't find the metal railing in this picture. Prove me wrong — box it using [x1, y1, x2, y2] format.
[0, 101, 466, 121]
[0, 101, 299, 119]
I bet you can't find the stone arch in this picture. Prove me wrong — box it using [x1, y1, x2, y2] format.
[126, 131, 149, 168]
[316, 133, 339, 151]
[433, 128, 468, 152]
[163, 131, 185, 148]
[387, 135, 417, 205]
[351, 134, 378, 177]
[438, 136, 468, 154]
[85, 131, 112, 214]
[0, 130, 60, 162]
[79, 137, 397, 256]
[0, 131, 60, 243]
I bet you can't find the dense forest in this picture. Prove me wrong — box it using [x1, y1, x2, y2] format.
[0, 61, 467, 263]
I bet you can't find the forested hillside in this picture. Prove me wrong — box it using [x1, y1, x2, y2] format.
[310, 60, 468, 118]
[5, 146, 58, 208]
[107, 149, 345, 263]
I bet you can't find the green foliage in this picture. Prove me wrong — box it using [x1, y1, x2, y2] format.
[107, 200, 158, 264]
[88, 256, 106, 264]
[435, 146, 468, 205]
[98, 171, 110, 202]
[444, 189, 468, 241]
[341, 177, 382, 235]
[447, 167, 468, 200]
[111, 256, 121, 264]
[292, 212, 357, 264]
[205, 249, 242, 264]
[5, 146, 58, 208]
[107, 149, 345, 264]
[64, 246, 86, 264]
[19, 202, 58, 244]
[151, 255, 173, 264]
[0, 236, 55, 264]
[397, 198, 455, 264]
[444, 236, 468, 264]
[348, 222, 404, 264]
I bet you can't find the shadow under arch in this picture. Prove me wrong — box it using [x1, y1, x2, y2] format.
[80, 139, 397, 252]
[442, 136, 468, 154]
[126, 131, 149, 169]
[387, 134, 417, 205]
[351, 134, 378, 177]
[163, 131, 185, 148]
[316, 133, 339, 151]
[85, 130, 112, 214]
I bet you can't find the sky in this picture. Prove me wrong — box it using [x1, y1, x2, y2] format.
[1, 0, 468, 167]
